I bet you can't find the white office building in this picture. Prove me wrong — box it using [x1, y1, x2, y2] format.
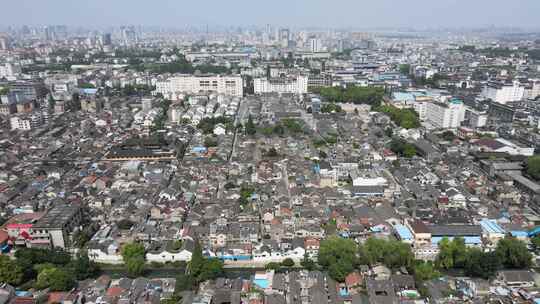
[254, 75, 308, 94]
[309, 38, 322, 53]
[426, 100, 465, 129]
[465, 107, 488, 128]
[481, 81, 525, 104]
[525, 79, 540, 100]
[0, 63, 22, 79]
[154, 75, 243, 98]
[10, 115, 32, 130]
[141, 98, 153, 112]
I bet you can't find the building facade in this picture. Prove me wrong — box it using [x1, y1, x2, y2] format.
[481, 81, 525, 104]
[154, 75, 243, 98]
[254, 75, 308, 94]
[425, 99, 465, 129]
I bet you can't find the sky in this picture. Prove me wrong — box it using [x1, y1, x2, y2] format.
[2, 0, 540, 29]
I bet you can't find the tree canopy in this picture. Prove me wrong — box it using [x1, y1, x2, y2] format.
[189, 241, 224, 283]
[376, 105, 421, 129]
[389, 138, 417, 158]
[122, 242, 146, 277]
[316, 86, 384, 107]
[495, 237, 532, 269]
[527, 155, 540, 180]
[436, 236, 531, 279]
[318, 237, 358, 282]
[35, 266, 76, 291]
[358, 238, 414, 269]
[0, 255, 24, 286]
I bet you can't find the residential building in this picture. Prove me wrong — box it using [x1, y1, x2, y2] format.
[29, 204, 83, 249]
[481, 80, 524, 104]
[465, 108, 488, 128]
[254, 75, 308, 94]
[154, 75, 243, 98]
[10, 115, 32, 130]
[425, 99, 465, 129]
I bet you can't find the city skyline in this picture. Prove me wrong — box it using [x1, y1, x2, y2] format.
[2, 0, 540, 29]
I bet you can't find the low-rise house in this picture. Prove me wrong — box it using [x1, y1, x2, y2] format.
[146, 240, 194, 263]
[496, 270, 535, 288]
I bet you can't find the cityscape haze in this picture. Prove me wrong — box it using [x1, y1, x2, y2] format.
[1, 1, 540, 304]
[1, 0, 540, 28]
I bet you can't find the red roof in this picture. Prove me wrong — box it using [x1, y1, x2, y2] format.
[345, 272, 362, 287]
[304, 238, 320, 247]
[473, 139, 505, 150]
[11, 297, 35, 304]
[106, 286, 125, 297]
[409, 220, 430, 234]
[48, 292, 68, 304]
[0, 230, 8, 244]
[6, 223, 33, 229]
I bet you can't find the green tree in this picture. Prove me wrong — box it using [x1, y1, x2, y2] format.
[35, 266, 76, 291]
[389, 138, 416, 158]
[301, 254, 317, 271]
[175, 274, 196, 291]
[383, 241, 414, 269]
[161, 294, 183, 304]
[189, 241, 223, 283]
[198, 258, 224, 281]
[451, 238, 468, 268]
[281, 258, 295, 268]
[245, 115, 257, 135]
[464, 249, 501, 279]
[204, 136, 218, 148]
[531, 235, 540, 251]
[125, 258, 145, 277]
[495, 237, 532, 269]
[441, 131, 456, 141]
[399, 64, 411, 75]
[328, 260, 354, 282]
[436, 237, 467, 269]
[122, 242, 146, 277]
[413, 261, 440, 282]
[527, 155, 540, 180]
[403, 144, 417, 158]
[0, 255, 24, 286]
[376, 105, 420, 129]
[265, 262, 281, 271]
[189, 241, 205, 277]
[358, 238, 413, 269]
[122, 242, 145, 260]
[318, 237, 358, 282]
[68, 251, 100, 280]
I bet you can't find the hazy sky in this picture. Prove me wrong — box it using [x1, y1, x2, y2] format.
[3, 0, 540, 29]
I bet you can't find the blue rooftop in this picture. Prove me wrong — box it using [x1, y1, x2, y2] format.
[253, 278, 269, 289]
[511, 231, 529, 238]
[395, 224, 413, 240]
[479, 219, 505, 234]
[432, 236, 482, 245]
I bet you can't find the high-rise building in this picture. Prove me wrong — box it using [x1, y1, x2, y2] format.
[120, 26, 137, 45]
[309, 37, 322, 52]
[279, 28, 290, 48]
[43, 26, 51, 41]
[426, 99, 465, 129]
[101, 33, 112, 46]
[481, 80, 525, 104]
[141, 98, 153, 112]
[154, 75, 243, 98]
[0, 35, 11, 50]
[254, 75, 308, 94]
